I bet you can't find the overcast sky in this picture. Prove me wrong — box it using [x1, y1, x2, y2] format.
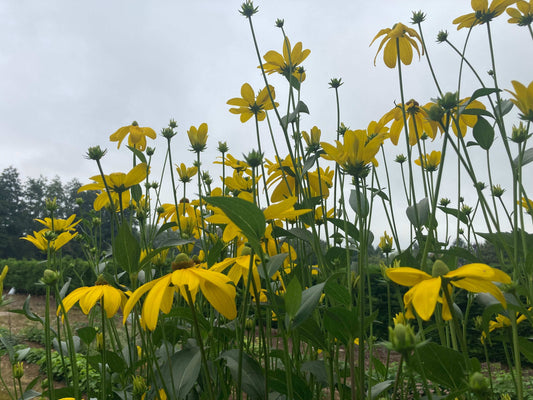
[2, 0, 531, 245]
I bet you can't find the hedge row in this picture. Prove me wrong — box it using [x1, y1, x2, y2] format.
[1, 257, 95, 295]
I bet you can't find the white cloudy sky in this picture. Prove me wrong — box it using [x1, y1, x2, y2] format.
[2, 0, 531, 245]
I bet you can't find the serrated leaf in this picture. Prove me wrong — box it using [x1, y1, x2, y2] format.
[204, 196, 265, 255]
[113, 223, 140, 275]
[472, 116, 494, 150]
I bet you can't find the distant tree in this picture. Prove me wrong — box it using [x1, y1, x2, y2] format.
[0, 167, 36, 258]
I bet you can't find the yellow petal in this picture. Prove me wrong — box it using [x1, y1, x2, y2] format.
[411, 277, 441, 320]
[386, 267, 432, 286]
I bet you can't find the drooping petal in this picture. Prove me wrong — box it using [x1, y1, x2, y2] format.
[195, 269, 237, 320]
[411, 276, 441, 320]
[386, 267, 432, 287]
[141, 275, 172, 331]
[123, 277, 163, 324]
[79, 285, 104, 315]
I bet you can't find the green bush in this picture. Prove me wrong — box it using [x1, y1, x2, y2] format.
[1, 257, 95, 295]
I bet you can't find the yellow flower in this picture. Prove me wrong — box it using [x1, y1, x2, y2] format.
[263, 196, 311, 222]
[302, 126, 322, 152]
[414, 150, 442, 172]
[227, 83, 279, 123]
[506, 80, 533, 122]
[379, 231, 394, 254]
[453, 0, 516, 29]
[380, 100, 440, 146]
[265, 155, 333, 202]
[58, 279, 127, 318]
[507, 0, 533, 25]
[386, 262, 511, 321]
[109, 121, 156, 151]
[451, 98, 486, 137]
[370, 22, 423, 68]
[78, 163, 148, 211]
[35, 214, 80, 233]
[214, 153, 249, 172]
[262, 37, 310, 81]
[519, 197, 533, 215]
[211, 246, 262, 296]
[0, 265, 8, 300]
[123, 258, 237, 331]
[22, 229, 78, 252]
[224, 169, 257, 194]
[321, 129, 386, 178]
[187, 123, 208, 152]
[176, 163, 198, 183]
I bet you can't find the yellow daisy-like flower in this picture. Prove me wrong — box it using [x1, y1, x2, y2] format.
[386, 262, 511, 321]
[453, 0, 516, 30]
[379, 231, 394, 254]
[214, 153, 249, 172]
[321, 129, 386, 178]
[122, 258, 237, 331]
[265, 155, 333, 202]
[224, 169, 257, 194]
[109, 121, 156, 151]
[227, 83, 279, 123]
[176, 163, 197, 183]
[211, 246, 262, 296]
[262, 37, 310, 81]
[370, 22, 423, 69]
[380, 100, 440, 146]
[78, 163, 148, 211]
[35, 214, 80, 233]
[302, 126, 322, 152]
[22, 229, 78, 252]
[188, 123, 208, 152]
[58, 279, 127, 318]
[506, 80, 533, 122]
[507, 0, 533, 25]
[414, 150, 442, 172]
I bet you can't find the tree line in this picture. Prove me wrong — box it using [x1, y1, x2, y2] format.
[0, 166, 99, 259]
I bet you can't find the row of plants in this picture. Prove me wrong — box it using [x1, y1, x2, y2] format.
[2, 0, 533, 399]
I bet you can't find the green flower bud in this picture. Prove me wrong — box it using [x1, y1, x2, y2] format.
[42, 269, 59, 285]
[168, 119, 178, 129]
[172, 253, 194, 270]
[511, 122, 529, 143]
[132, 375, 147, 397]
[469, 371, 489, 394]
[411, 10, 426, 24]
[395, 154, 407, 164]
[217, 141, 229, 153]
[329, 78, 343, 89]
[161, 127, 176, 139]
[436, 30, 448, 43]
[146, 147, 155, 156]
[85, 146, 107, 161]
[432, 260, 449, 277]
[240, 0, 258, 18]
[438, 91, 460, 110]
[439, 197, 451, 206]
[491, 184, 505, 198]
[427, 104, 445, 122]
[389, 323, 416, 354]
[244, 149, 264, 168]
[12, 361, 24, 379]
[275, 18, 284, 28]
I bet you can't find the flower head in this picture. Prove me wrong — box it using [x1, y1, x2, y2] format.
[22, 229, 78, 252]
[386, 261, 511, 321]
[414, 150, 442, 172]
[35, 214, 80, 234]
[188, 123, 208, 152]
[58, 278, 128, 318]
[78, 163, 148, 211]
[379, 231, 394, 254]
[506, 80, 533, 122]
[109, 121, 156, 151]
[370, 22, 423, 68]
[321, 128, 386, 178]
[507, 1, 533, 25]
[302, 126, 322, 152]
[227, 83, 278, 123]
[262, 37, 310, 82]
[176, 163, 198, 183]
[123, 256, 237, 331]
[453, 0, 516, 29]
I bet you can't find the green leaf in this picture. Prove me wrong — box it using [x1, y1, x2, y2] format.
[327, 218, 359, 241]
[442, 246, 481, 264]
[260, 252, 288, 279]
[285, 277, 302, 322]
[281, 101, 310, 128]
[518, 337, 533, 363]
[113, 223, 140, 275]
[131, 184, 142, 202]
[438, 206, 468, 224]
[77, 326, 97, 345]
[126, 145, 147, 164]
[104, 350, 127, 373]
[205, 196, 265, 255]
[323, 306, 359, 345]
[349, 189, 369, 217]
[369, 187, 389, 201]
[494, 99, 513, 119]
[301, 360, 328, 387]
[157, 343, 201, 399]
[472, 116, 494, 150]
[466, 87, 500, 105]
[325, 279, 351, 306]
[269, 368, 313, 400]
[460, 108, 494, 119]
[513, 147, 533, 167]
[369, 380, 394, 399]
[296, 318, 327, 350]
[410, 342, 469, 391]
[221, 349, 265, 399]
[293, 281, 325, 328]
[406, 197, 430, 228]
